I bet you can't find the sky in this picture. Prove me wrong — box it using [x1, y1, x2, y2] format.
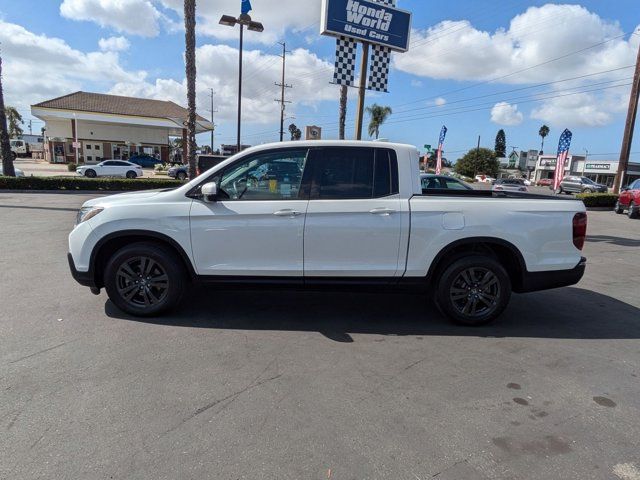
[0, 0, 639, 162]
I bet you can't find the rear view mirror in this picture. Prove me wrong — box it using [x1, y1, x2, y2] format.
[201, 182, 217, 202]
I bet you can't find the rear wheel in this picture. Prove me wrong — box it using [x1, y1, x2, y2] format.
[629, 201, 639, 219]
[614, 200, 624, 214]
[85, 169, 97, 178]
[125, 170, 137, 179]
[435, 255, 511, 326]
[177, 171, 187, 181]
[583, 188, 595, 194]
[104, 242, 186, 316]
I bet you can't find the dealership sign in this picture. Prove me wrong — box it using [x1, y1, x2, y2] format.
[321, 0, 412, 52]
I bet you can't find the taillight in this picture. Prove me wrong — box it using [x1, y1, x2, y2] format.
[573, 212, 587, 250]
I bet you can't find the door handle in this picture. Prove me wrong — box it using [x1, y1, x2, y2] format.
[273, 209, 301, 217]
[369, 207, 396, 216]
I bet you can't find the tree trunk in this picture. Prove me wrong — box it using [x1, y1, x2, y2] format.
[184, 0, 197, 179]
[338, 85, 347, 140]
[0, 54, 16, 177]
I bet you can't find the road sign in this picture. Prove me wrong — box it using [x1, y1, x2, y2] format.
[72, 142, 81, 148]
[424, 144, 432, 152]
[321, 0, 412, 52]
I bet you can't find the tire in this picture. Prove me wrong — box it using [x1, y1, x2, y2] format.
[85, 169, 97, 178]
[435, 255, 511, 326]
[125, 170, 137, 179]
[582, 188, 595, 194]
[629, 201, 639, 219]
[104, 242, 186, 316]
[176, 171, 187, 181]
[614, 200, 624, 214]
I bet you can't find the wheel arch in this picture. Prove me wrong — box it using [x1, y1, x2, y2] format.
[90, 230, 196, 288]
[426, 237, 527, 292]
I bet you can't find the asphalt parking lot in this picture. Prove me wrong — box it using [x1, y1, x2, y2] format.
[1, 193, 639, 480]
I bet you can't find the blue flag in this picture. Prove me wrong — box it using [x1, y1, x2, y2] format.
[241, 0, 252, 14]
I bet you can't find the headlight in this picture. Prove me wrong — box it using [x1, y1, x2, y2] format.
[76, 206, 103, 225]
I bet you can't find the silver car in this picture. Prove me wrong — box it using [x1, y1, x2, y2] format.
[492, 178, 528, 193]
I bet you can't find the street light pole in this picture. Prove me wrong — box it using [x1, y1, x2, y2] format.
[237, 23, 244, 153]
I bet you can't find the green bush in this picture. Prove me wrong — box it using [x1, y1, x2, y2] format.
[0, 176, 183, 191]
[575, 192, 618, 208]
[67, 162, 77, 172]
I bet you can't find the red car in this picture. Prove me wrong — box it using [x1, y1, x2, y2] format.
[537, 178, 553, 187]
[616, 179, 640, 218]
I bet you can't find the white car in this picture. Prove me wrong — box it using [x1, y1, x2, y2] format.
[0, 165, 25, 177]
[474, 175, 495, 183]
[76, 160, 143, 179]
[68, 140, 587, 326]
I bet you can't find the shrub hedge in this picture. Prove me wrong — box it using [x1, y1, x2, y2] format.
[575, 192, 618, 208]
[0, 176, 182, 191]
[66, 163, 77, 172]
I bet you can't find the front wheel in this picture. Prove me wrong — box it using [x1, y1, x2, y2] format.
[104, 242, 186, 316]
[177, 171, 187, 181]
[629, 201, 639, 219]
[614, 200, 624, 214]
[84, 169, 97, 178]
[435, 255, 511, 326]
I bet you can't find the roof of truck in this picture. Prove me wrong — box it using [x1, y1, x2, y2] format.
[245, 140, 417, 151]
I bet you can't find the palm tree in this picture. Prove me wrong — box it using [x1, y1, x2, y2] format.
[4, 106, 23, 138]
[338, 85, 347, 140]
[538, 125, 550, 154]
[0, 53, 16, 176]
[184, 0, 197, 179]
[365, 104, 392, 139]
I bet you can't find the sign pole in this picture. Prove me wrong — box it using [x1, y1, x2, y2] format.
[354, 42, 369, 140]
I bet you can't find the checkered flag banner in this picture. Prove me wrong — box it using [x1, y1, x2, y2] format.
[367, 0, 394, 92]
[333, 36, 357, 86]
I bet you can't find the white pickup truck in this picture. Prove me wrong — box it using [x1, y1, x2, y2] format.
[68, 141, 587, 325]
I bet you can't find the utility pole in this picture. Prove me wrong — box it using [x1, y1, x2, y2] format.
[209, 88, 218, 153]
[28, 119, 32, 135]
[275, 42, 292, 142]
[354, 42, 370, 140]
[613, 40, 640, 193]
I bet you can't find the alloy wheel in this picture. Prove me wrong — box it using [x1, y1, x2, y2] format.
[449, 267, 501, 318]
[115, 256, 169, 308]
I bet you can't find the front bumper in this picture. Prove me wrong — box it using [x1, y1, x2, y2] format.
[68, 252, 97, 289]
[517, 257, 586, 293]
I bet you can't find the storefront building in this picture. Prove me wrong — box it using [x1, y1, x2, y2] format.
[534, 155, 640, 187]
[31, 92, 213, 164]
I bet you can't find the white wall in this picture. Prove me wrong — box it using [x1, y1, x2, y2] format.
[45, 119, 170, 145]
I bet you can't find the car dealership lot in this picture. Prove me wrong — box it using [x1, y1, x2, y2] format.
[1, 193, 639, 480]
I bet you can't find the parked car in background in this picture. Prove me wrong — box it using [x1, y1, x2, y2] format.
[615, 178, 640, 219]
[129, 154, 162, 169]
[492, 178, 528, 193]
[0, 165, 25, 177]
[475, 174, 495, 183]
[168, 164, 189, 181]
[77, 160, 143, 179]
[197, 154, 227, 175]
[10, 139, 29, 158]
[69, 140, 588, 326]
[537, 178, 553, 187]
[558, 176, 608, 194]
[509, 176, 531, 186]
[420, 174, 473, 190]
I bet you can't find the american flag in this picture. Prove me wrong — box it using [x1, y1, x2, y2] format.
[435, 125, 448, 174]
[553, 129, 573, 191]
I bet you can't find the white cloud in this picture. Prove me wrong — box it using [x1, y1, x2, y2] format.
[0, 20, 146, 112]
[98, 36, 131, 52]
[110, 45, 336, 125]
[60, 0, 162, 37]
[394, 4, 640, 127]
[434, 97, 446, 106]
[157, 0, 320, 44]
[410, 79, 423, 88]
[491, 102, 523, 126]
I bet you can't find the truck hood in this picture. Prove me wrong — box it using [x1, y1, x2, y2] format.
[82, 188, 176, 208]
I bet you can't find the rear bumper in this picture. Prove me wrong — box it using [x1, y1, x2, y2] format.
[68, 252, 97, 289]
[517, 257, 586, 293]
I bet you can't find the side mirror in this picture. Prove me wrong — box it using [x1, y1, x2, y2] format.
[201, 182, 217, 202]
[621, 186, 629, 192]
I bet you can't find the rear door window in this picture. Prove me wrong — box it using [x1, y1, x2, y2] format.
[310, 147, 398, 199]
